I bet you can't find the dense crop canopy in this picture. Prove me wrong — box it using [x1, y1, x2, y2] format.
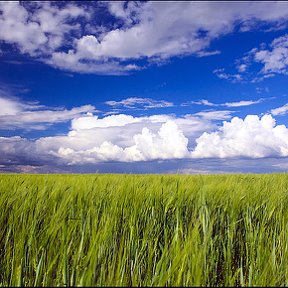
[0, 174, 288, 286]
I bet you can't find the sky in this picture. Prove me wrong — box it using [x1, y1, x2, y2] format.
[1, 1, 288, 174]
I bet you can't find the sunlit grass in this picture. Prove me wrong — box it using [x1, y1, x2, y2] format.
[0, 173, 288, 286]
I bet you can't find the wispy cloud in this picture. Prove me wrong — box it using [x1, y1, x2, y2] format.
[213, 68, 243, 83]
[193, 110, 234, 120]
[182, 98, 265, 108]
[270, 103, 288, 116]
[182, 99, 216, 107]
[195, 50, 221, 58]
[105, 97, 174, 110]
[0, 95, 97, 130]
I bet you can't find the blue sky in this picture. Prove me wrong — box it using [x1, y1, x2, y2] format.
[1, 1, 288, 173]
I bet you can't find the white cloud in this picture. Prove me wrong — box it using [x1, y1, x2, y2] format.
[2, 111, 288, 168]
[195, 50, 221, 57]
[35, 113, 213, 164]
[237, 64, 247, 72]
[192, 114, 288, 158]
[213, 68, 243, 82]
[220, 33, 288, 82]
[2, 2, 288, 73]
[71, 114, 141, 131]
[194, 110, 234, 120]
[125, 120, 190, 161]
[0, 1, 89, 55]
[256, 87, 270, 94]
[187, 98, 264, 107]
[0, 96, 25, 115]
[223, 100, 263, 107]
[270, 103, 288, 116]
[56, 120, 190, 164]
[0, 95, 96, 130]
[0, 2, 47, 55]
[185, 99, 216, 107]
[101, 2, 288, 60]
[250, 73, 275, 83]
[105, 97, 174, 110]
[253, 34, 288, 74]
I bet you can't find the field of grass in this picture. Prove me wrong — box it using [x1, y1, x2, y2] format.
[0, 174, 288, 286]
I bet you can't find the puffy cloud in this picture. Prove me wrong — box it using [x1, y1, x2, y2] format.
[254, 34, 288, 74]
[0, 2, 47, 55]
[125, 120, 190, 161]
[55, 120, 190, 164]
[2, 111, 288, 170]
[99, 2, 288, 60]
[2, 2, 288, 74]
[36, 113, 213, 164]
[0, 1, 89, 55]
[192, 114, 288, 158]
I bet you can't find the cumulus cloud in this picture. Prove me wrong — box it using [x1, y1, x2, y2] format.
[2, 2, 288, 74]
[56, 120, 190, 164]
[35, 113, 213, 164]
[0, 95, 96, 130]
[192, 114, 288, 158]
[125, 120, 190, 161]
[2, 110, 288, 170]
[0, 1, 89, 55]
[253, 34, 288, 74]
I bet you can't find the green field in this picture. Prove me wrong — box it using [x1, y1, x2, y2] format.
[1, 174, 288, 286]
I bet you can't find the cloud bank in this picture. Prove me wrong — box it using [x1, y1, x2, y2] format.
[1, 109, 288, 170]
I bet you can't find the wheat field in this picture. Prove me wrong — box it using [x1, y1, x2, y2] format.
[0, 174, 288, 286]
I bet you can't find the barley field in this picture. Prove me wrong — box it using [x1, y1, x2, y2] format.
[0, 174, 288, 286]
